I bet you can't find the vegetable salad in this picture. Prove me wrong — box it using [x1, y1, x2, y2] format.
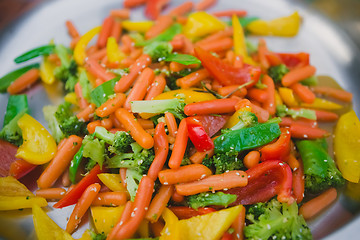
[0, 0, 360, 239]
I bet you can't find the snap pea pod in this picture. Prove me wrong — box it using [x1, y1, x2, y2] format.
[14, 44, 55, 63]
[69, 144, 84, 184]
[90, 77, 120, 107]
[0, 63, 40, 92]
[3, 94, 29, 127]
[214, 123, 281, 153]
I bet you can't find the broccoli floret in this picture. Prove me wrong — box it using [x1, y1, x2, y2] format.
[230, 111, 258, 131]
[277, 105, 316, 120]
[268, 64, 289, 84]
[94, 126, 134, 154]
[0, 110, 26, 146]
[126, 168, 144, 201]
[204, 151, 243, 174]
[82, 135, 105, 168]
[131, 99, 186, 120]
[54, 44, 78, 92]
[296, 139, 345, 193]
[186, 192, 237, 210]
[143, 41, 173, 62]
[43, 105, 64, 143]
[245, 199, 312, 240]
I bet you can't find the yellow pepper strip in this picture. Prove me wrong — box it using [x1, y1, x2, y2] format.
[122, 20, 154, 33]
[183, 12, 226, 39]
[39, 56, 57, 84]
[0, 196, 47, 211]
[334, 110, 360, 183]
[64, 92, 78, 105]
[300, 98, 342, 110]
[275, 89, 283, 106]
[78, 230, 93, 240]
[91, 206, 124, 235]
[98, 173, 127, 193]
[160, 208, 181, 240]
[278, 87, 299, 107]
[0, 176, 34, 197]
[32, 205, 74, 240]
[224, 107, 252, 129]
[247, 11, 301, 37]
[107, 37, 126, 63]
[74, 26, 101, 65]
[15, 114, 57, 165]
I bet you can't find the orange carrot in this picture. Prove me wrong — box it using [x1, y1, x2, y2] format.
[282, 65, 316, 87]
[189, 148, 214, 164]
[286, 153, 300, 171]
[123, 0, 147, 8]
[110, 21, 123, 43]
[279, 117, 317, 128]
[233, 55, 243, 68]
[169, 1, 194, 16]
[145, 75, 166, 100]
[108, 200, 133, 240]
[88, 48, 107, 61]
[314, 109, 338, 122]
[130, 48, 143, 60]
[262, 75, 276, 115]
[212, 10, 247, 18]
[124, 68, 155, 109]
[175, 170, 248, 196]
[217, 85, 247, 98]
[148, 122, 169, 181]
[164, 112, 178, 138]
[7, 69, 39, 95]
[76, 103, 96, 122]
[121, 35, 135, 54]
[65, 20, 80, 38]
[231, 206, 246, 240]
[258, 39, 270, 70]
[225, 50, 235, 65]
[197, 37, 233, 53]
[312, 85, 353, 102]
[96, 93, 126, 117]
[184, 98, 239, 116]
[36, 188, 66, 200]
[172, 191, 185, 203]
[97, 16, 115, 49]
[69, 36, 80, 50]
[145, 185, 174, 223]
[170, 35, 185, 51]
[66, 183, 101, 233]
[182, 34, 195, 54]
[243, 151, 260, 169]
[195, 0, 217, 11]
[196, 28, 233, 46]
[150, 220, 165, 237]
[74, 82, 89, 109]
[290, 123, 329, 139]
[115, 108, 154, 149]
[110, 9, 130, 19]
[299, 188, 337, 220]
[115, 54, 152, 93]
[247, 88, 268, 103]
[37, 135, 82, 189]
[292, 161, 305, 203]
[250, 102, 270, 123]
[91, 192, 127, 206]
[146, 15, 174, 39]
[85, 57, 117, 82]
[119, 168, 127, 188]
[177, 68, 209, 89]
[62, 168, 71, 187]
[87, 120, 101, 134]
[290, 83, 315, 104]
[159, 164, 212, 185]
[137, 119, 154, 130]
[110, 176, 154, 240]
[168, 119, 188, 169]
[234, 98, 252, 111]
[100, 118, 114, 130]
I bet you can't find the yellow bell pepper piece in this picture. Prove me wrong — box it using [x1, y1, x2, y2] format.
[160, 208, 181, 240]
[0, 176, 34, 197]
[32, 204, 74, 240]
[64, 92, 78, 105]
[0, 196, 47, 210]
[122, 20, 154, 33]
[178, 205, 243, 240]
[107, 37, 126, 63]
[91, 206, 124, 235]
[40, 56, 57, 84]
[98, 173, 127, 193]
[275, 90, 283, 106]
[74, 26, 101, 65]
[247, 11, 301, 37]
[15, 114, 57, 165]
[300, 98, 342, 110]
[224, 107, 252, 129]
[78, 230, 93, 240]
[334, 110, 360, 183]
[183, 12, 226, 39]
[278, 87, 299, 107]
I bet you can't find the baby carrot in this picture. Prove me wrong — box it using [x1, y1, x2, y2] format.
[7, 69, 40, 95]
[37, 135, 82, 189]
[87, 120, 101, 134]
[212, 10, 247, 18]
[196, 28, 233, 46]
[110, 21, 123, 43]
[279, 117, 317, 128]
[97, 16, 115, 49]
[262, 75, 276, 115]
[218, 85, 247, 98]
[123, 0, 147, 8]
[299, 188, 337, 220]
[314, 109, 338, 122]
[195, 0, 217, 11]
[168, 119, 188, 169]
[88, 48, 107, 61]
[243, 151, 260, 169]
[290, 83, 316, 104]
[76, 103, 96, 122]
[312, 85, 353, 102]
[184, 98, 239, 116]
[95, 93, 126, 117]
[62, 168, 71, 187]
[169, 1, 194, 16]
[282, 65, 316, 87]
[257, 38, 270, 70]
[164, 112, 178, 138]
[172, 191, 185, 203]
[199, 37, 234, 53]
[189, 148, 214, 164]
[124, 68, 155, 109]
[65, 20, 80, 38]
[107, 201, 134, 240]
[85, 57, 116, 82]
[74, 82, 89, 109]
[110, 9, 130, 19]
[145, 185, 174, 223]
[145, 15, 174, 39]
[115, 108, 154, 149]
[91, 192, 127, 206]
[251, 102, 270, 123]
[175, 170, 248, 196]
[145, 75, 166, 100]
[290, 123, 329, 139]
[158, 164, 213, 185]
[137, 119, 154, 129]
[247, 88, 268, 103]
[292, 162, 305, 203]
[36, 188, 66, 200]
[170, 36, 185, 51]
[177, 69, 209, 89]
[286, 153, 300, 171]
[231, 206, 246, 240]
[100, 118, 114, 130]
[66, 183, 101, 233]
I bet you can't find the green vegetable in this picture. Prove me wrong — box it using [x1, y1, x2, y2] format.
[0, 63, 40, 92]
[296, 139, 345, 193]
[187, 192, 237, 210]
[276, 105, 316, 120]
[3, 94, 29, 127]
[126, 169, 143, 201]
[131, 99, 186, 119]
[214, 123, 281, 153]
[14, 44, 55, 63]
[136, 23, 182, 46]
[301, 76, 318, 86]
[90, 77, 120, 107]
[164, 54, 201, 65]
[268, 64, 289, 83]
[244, 199, 312, 240]
[143, 41, 173, 62]
[69, 144, 84, 184]
[228, 16, 260, 27]
[0, 109, 27, 146]
[82, 135, 106, 168]
[231, 111, 258, 131]
[79, 71, 93, 101]
[53, 45, 78, 92]
[203, 151, 243, 174]
[94, 126, 134, 154]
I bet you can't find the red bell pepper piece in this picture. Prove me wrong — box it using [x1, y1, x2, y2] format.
[260, 128, 291, 161]
[186, 117, 214, 152]
[9, 159, 37, 179]
[194, 47, 261, 88]
[266, 52, 310, 69]
[168, 206, 216, 219]
[193, 115, 229, 137]
[225, 160, 293, 205]
[53, 164, 103, 208]
[145, 0, 169, 20]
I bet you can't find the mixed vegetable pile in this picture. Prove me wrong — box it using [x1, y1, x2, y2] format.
[1, 0, 360, 239]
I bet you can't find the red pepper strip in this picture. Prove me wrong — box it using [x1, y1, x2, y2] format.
[194, 46, 261, 88]
[225, 160, 293, 205]
[9, 159, 37, 179]
[145, 0, 169, 20]
[292, 161, 305, 203]
[186, 117, 214, 152]
[193, 115, 229, 137]
[260, 128, 291, 161]
[168, 206, 216, 220]
[53, 164, 103, 208]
